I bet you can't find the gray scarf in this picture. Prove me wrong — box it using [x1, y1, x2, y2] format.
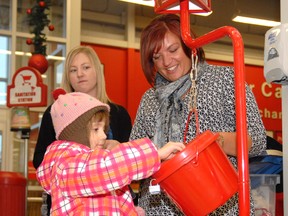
[152, 73, 192, 148]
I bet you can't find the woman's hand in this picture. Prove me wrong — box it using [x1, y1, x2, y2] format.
[158, 142, 185, 161]
[217, 132, 252, 156]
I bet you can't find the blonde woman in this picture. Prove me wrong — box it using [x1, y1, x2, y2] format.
[33, 45, 132, 215]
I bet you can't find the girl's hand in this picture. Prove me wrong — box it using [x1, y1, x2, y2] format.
[158, 142, 185, 161]
[105, 140, 120, 150]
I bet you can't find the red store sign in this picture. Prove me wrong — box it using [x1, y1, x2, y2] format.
[7, 66, 47, 107]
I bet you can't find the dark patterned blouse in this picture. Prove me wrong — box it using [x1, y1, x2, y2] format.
[130, 62, 266, 216]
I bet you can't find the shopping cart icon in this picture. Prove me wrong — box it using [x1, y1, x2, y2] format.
[20, 74, 32, 85]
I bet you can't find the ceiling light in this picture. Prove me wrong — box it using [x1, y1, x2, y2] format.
[118, 0, 212, 16]
[232, 16, 280, 27]
[118, 0, 154, 7]
[232, 0, 280, 27]
[0, 49, 65, 60]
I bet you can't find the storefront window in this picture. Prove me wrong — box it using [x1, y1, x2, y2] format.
[0, 0, 11, 30]
[0, 36, 10, 105]
[17, 0, 66, 38]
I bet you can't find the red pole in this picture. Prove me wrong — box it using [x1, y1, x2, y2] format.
[179, 0, 250, 215]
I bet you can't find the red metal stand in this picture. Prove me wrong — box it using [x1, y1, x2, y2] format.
[154, 0, 250, 215]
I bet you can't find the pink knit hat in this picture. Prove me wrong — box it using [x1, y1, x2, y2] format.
[51, 89, 110, 146]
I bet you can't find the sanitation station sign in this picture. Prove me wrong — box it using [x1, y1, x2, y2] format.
[7, 66, 47, 107]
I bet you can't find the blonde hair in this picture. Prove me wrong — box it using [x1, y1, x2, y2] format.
[61, 45, 110, 103]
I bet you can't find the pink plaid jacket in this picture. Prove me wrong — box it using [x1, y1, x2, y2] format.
[37, 138, 160, 215]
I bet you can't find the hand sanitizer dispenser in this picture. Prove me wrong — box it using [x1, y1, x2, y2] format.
[264, 23, 288, 84]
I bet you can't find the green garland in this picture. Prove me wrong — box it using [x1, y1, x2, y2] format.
[27, 0, 52, 56]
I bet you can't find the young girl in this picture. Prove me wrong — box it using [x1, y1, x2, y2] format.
[36, 89, 185, 215]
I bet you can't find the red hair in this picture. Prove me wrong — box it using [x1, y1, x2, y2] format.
[140, 14, 205, 86]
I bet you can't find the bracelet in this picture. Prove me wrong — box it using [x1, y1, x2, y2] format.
[217, 134, 224, 148]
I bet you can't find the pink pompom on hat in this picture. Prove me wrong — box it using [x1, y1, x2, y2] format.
[51, 88, 110, 146]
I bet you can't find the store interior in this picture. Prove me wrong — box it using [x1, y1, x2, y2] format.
[0, 0, 286, 215]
